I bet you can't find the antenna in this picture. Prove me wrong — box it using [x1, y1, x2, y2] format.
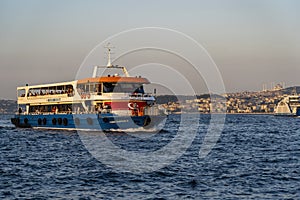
[104, 43, 114, 67]
[91, 44, 130, 78]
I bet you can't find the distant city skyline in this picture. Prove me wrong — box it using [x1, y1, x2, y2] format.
[1, 0, 300, 99]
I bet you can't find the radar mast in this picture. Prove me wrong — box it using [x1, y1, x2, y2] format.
[92, 43, 130, 77]
[104, 43, 114, 67]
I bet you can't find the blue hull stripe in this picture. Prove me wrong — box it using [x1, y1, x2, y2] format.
[11, 114, 165, 131]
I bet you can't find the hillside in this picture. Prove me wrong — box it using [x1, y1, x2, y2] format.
[280, 86, 300, 95]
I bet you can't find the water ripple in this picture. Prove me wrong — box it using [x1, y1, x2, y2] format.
[0, 114, 299, 199]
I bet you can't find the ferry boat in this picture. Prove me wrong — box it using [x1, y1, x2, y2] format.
[11, 48, 167, 131]
[274, 95, 300, 117]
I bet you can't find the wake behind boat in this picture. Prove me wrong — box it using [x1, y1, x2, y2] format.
[11, 47, 167, 131]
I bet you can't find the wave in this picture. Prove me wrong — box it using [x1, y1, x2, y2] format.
[0, 119, 14, 128]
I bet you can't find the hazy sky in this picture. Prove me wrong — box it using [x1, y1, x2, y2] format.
[1, 0, 300, 99]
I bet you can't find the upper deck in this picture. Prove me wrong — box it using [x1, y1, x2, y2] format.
[17, 75, 154, 105]
[17, 81, 76, 105]
[16, 46, 155, 106]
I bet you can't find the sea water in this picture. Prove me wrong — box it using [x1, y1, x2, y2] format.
[0, 114, 299, 199]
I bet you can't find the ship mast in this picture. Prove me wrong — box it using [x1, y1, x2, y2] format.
[92, 43, 130, 77]
[105, 43, 113, 67]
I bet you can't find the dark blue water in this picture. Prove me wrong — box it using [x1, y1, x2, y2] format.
[1, 114, 299, 199]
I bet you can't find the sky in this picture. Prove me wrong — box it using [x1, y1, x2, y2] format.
[1, 0, 300, 99]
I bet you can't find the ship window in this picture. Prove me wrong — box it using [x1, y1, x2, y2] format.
[119, 83, 144, 93]
[77, 84, 85, 94]
[102, 82, 144, 93]
[56, 86, 63, 94]
[95, 84, 101, 93]
[85, 84, 90, 92]
[18, 89, 26, 97]
[103, 83, 114, 93]
[89, 84, 95, 92]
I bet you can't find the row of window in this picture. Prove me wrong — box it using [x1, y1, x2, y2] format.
[29, 104, 73, 113]
[77, 83, 144, 94]
[18, 85, 74, 97]
[18, 83, 145, 98]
